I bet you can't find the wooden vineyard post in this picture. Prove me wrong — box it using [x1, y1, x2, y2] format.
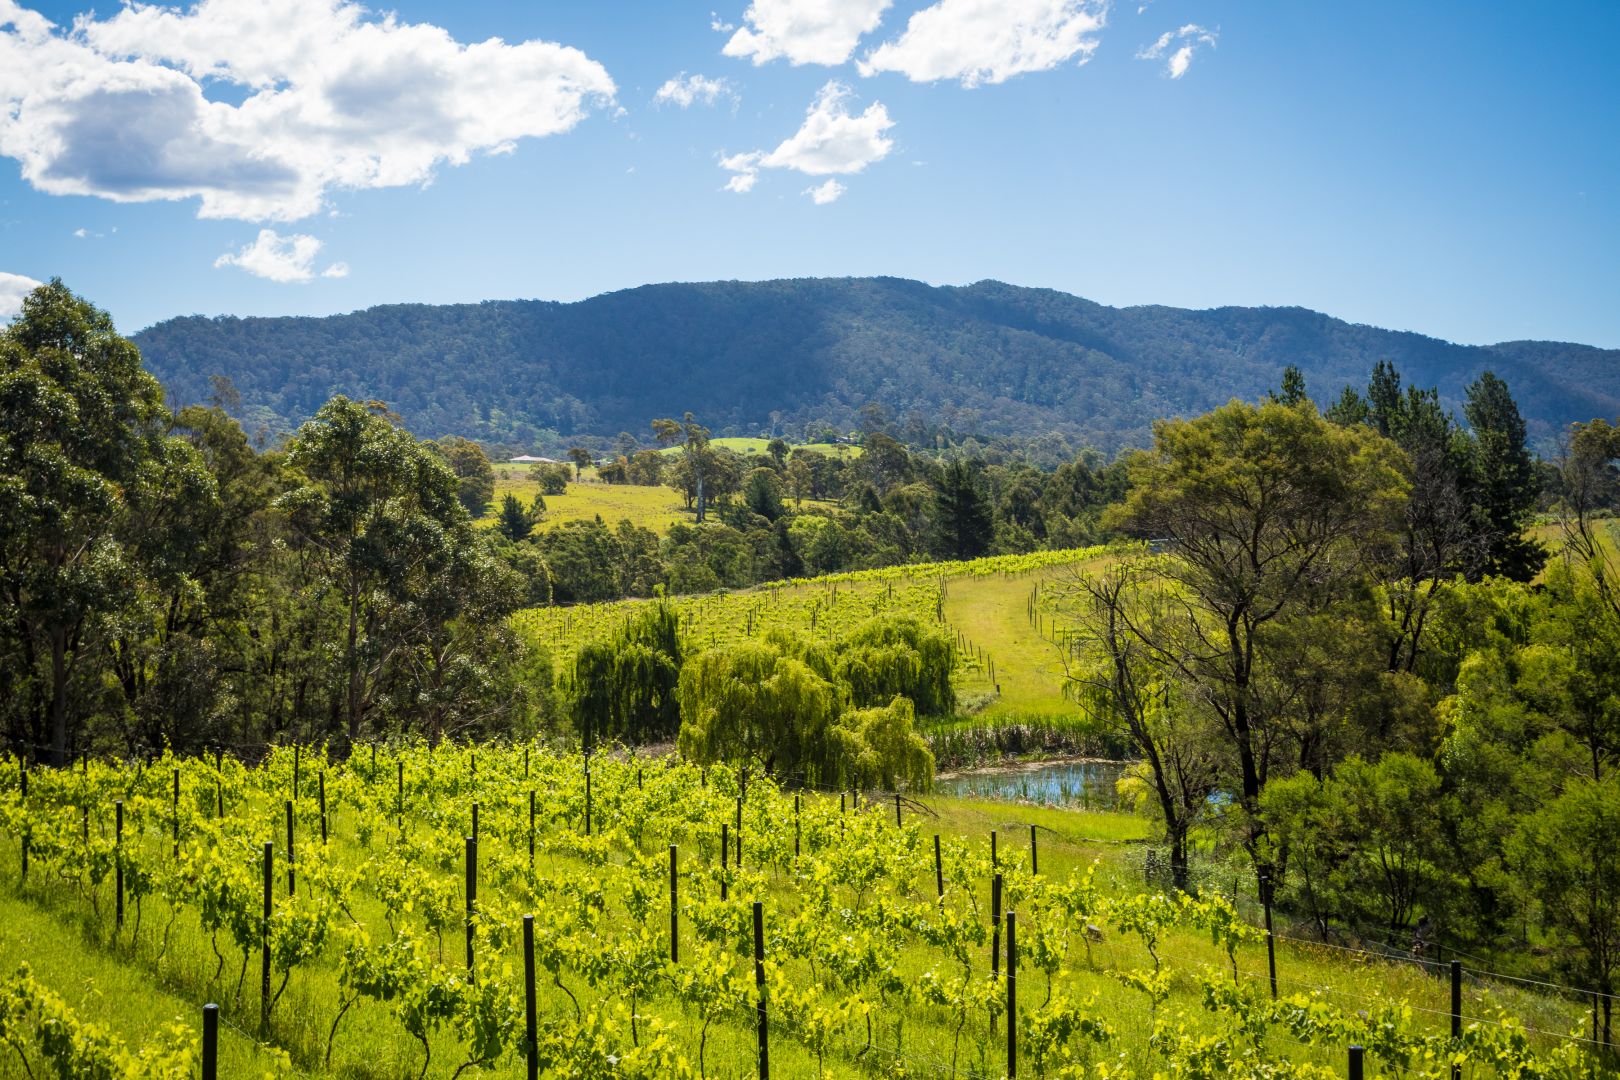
[202, 1003, 219, 1080]
[1030, 824, 1038, 877]
[1007, 910, 1018, 1079]
[319, 771, 328, 844]
[584, 768, 592, 837]
[18, 764, 26, 880]
[895, 792, 902, 827]
[1261, 875, 1277, 998]
[669, 845, 680, 962]
[261, 842, 273, 1028]
[285, 801, 296, 896]
[397, 761, 405, 832]
[1348, 1044, 1364, 1080]
[736, 796, 743, 868]
[1450, 960, 1462, 1080]
[465, 835, 478, 977]
[753, 900, 768, 1080]
[934, 834, 944, 901]
[721, 823, 729, 901]
[524, 746, 530, 781]
[794, 795, 801, 858]
[990, 870, 1003, 1036]
[115, 800, 124, 930]
[523, 914, 538, 1080]
[172, 768, 181, 858]
[528, 791, 536, 871]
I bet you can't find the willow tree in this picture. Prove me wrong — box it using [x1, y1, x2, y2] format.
[676, 640, 836, 781]
[569, 601, 682, 751]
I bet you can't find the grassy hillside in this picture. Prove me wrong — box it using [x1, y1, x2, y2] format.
[482, 465, 691, 533]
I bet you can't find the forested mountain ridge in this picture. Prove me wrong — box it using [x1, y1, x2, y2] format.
[133, 277, 1620, 450]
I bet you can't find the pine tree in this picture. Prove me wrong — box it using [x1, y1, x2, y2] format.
[1464, 371, 1545, 580]
[931, 459, 993, 559]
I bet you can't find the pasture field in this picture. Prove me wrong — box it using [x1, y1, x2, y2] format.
[659, 438, 860, 459]
[0, 746, 1602, 1079]
[483, 467, 691, 533]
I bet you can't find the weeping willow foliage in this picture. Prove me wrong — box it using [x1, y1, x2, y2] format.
[834, 615, 956, 716]
[677, 618, 942, 790]
[567, 600, 682, 749]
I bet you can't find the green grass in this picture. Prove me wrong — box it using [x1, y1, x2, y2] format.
[943, 552, 1119, 720]
[483, 466, 691, 533]
[658, 438, 860, 459]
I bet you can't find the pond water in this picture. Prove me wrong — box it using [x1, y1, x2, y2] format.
[931, 759, 1128, 809]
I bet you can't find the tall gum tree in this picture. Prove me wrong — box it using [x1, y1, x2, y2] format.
[1106, 398, 1407, 881]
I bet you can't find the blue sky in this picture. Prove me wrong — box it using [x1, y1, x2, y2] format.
[1, 0, 1616, 347]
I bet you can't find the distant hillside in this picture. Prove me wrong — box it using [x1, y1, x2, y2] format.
[133, 277, 1620, 451]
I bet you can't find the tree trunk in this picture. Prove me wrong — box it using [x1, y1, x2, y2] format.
[50, 628, 69, 767]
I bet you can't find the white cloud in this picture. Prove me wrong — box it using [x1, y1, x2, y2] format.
[859, 0, 1106, 87]
[654, 73, 736, 109]
[723, 0, 891, 66]
[710, 11, 736, 32]
[803, 178, 845, 204]
[214, 228, 345, 282]
[0, 271, 42, 319]
[720, 81, 893, 194]
[0, 0, 616, 222]
[72, 227, 86, 238]
[1137, 23, 1217, 79]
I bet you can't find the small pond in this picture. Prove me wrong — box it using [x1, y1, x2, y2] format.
[931, 759, 1129, 809]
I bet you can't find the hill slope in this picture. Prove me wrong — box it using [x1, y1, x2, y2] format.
[134, 277, 1620, 450]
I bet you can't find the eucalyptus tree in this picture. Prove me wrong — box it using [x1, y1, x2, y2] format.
[1106, 398, 1407, 874]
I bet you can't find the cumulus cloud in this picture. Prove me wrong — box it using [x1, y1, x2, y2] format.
[803, 178, 845, 204]
[720, 81, 893, 193]
[0, 0, 616, 222]
[859, 0, 1106, 87]
[214, 228, 345, 282]
[722, 0, 891, 66]
[1137, 23, 1217, 79]
[0, 271, 42, 318]
[654, 73, 736, 109]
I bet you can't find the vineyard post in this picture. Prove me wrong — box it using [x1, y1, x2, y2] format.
[895, 792, 902, 827]
[523, 914, 538, 1080]
[839, 793, 845, 839]
[721, 822, 729, 900]
[637, 768, 643, 791]
[794, 795, 800, 858]
[1450, 960, 1462, 1080]
[318, 771, 328, 845]
[669, 845, 679, 962]
[371, 742, 377, 779]
[285, 801, 296, 896]
[397, 760, 404, 832]
[465, 835, 478, 977]
[1030, 824, 1038, 876]
[1348, 1045, 1364, 1080]
[260, 841, 272, 1028]
[19, 767, 27, 884]
[753, 900, 768, 1080]
[1007, 909, 1018, 1079]
[216, 779, 223, 820]
[990, 871, 1004, 1019]
[528, 790, 536, 871]
[584, 768, 592, 837]
[524, 746, 529, 780]
[202, 1003, 219, 1080]
[735, 796, 743, 868]
[172, 768, 181, 858]
[991, 829, 998, 868]
[1261, 875, 1277, 998]
[934, 835, 944, 901]
[115, 799, 124, 930]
